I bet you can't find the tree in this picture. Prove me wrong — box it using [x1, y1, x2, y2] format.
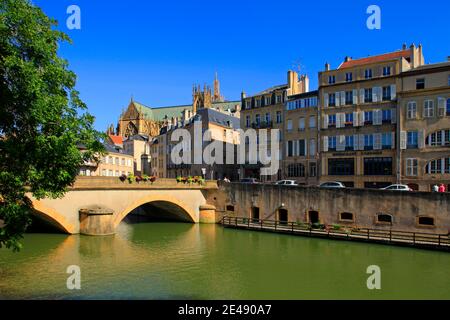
[0, 0, 104, 250]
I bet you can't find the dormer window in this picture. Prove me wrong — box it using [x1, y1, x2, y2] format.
[328, 75, 336, 84]
[345, 72, 353, 82]
[383, 66, 391, 76]
[365, 69, 372, 79]
[265, 96, 271, 105]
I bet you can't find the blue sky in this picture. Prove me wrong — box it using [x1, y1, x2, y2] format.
[33, 0, 450, 131]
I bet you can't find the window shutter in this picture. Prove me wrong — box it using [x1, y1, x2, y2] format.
[359, 111, 365, 127]
[418, 130, 425, 149]
[373, 110, 381, 125]
[323, 115, 329, 129]
[400, 131, 407, 150]
[340, 91, 345, 106]
[322, 136, 328, 152]
[390, 84, 396, 100]
[372, 87, 378, 102]
[391, 108, 397, 124]
[353, 89, 358, 104]
[341, 113, 346, 127]
[442, 130, 446, 146]
[391, 132, 396, 149]
[359, 89, 365, 104]
[359, 134, 365, 150]
[336, 113, 342, 128]
[304, 140, 308, 156]
[286, 143, 289, 157]
[438, 97, 446, 117]
[335, 92, 341, 107]
[337, 135, 345, 151]
[324, 93, 329, 108]
[442, 158, 446, 174]
[353, 134, 359, 150]
[353, 111, 359, 127]
[374, 133, 382, 150]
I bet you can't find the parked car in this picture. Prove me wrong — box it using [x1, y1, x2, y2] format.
[274, 180, 298, 186]
[319, 181, 346, 189]
[240, 178, 259, 184]
[380, 184, 413, 191]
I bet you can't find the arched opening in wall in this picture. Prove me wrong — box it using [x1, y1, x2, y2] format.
[251, 207, 260, 222]
[278, 209, 288, 225]
[376, 213, 393, 225]
[339, 212, 354, 222]
[417, 216, 435, 227]
[123, 201, 194, 224]
[308, 211, 319, 224]
[27, 210, 70, 234]
[407, 183, 419, 191]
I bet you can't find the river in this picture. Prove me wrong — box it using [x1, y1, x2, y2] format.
[1, 222, 450, 299]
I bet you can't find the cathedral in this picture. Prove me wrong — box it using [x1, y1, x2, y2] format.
[109, 74, 241, 139]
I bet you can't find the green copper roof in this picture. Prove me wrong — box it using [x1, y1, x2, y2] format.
[132, 100, 241, 122]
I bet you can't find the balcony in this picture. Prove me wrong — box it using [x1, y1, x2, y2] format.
[251, 121, 273, 129]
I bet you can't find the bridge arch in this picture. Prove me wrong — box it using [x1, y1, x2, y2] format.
[32, 201, 77, 234]
[113, 193, 197, 228]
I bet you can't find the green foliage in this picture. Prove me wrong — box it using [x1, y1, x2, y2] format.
[332, 224, 342, 230]
[127, 174, 136, 183]
[0, 0, 104, 251]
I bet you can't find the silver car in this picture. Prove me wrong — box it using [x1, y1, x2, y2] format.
[381, 184, 413, 191]
[319, 181, 346, 189]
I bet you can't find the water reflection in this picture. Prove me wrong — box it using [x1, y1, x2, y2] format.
[1, 222, 450, 299]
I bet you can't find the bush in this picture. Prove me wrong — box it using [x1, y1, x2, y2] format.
[127, 174, 135, 183]
[119, 174, 127, 182]
[332, 224, 342, 230]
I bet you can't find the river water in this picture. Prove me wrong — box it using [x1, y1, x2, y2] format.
[0, 222, 450, 299]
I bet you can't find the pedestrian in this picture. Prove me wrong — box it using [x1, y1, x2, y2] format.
[223, 176, 230, 183]
[438, 184, 445, 193]
[432, 184, 439, 192]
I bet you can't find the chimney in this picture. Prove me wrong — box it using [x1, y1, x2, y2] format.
[241, 91, 246, 100]
[344, 56, 352, 62]
[410, 43, 417, 68]
[325, 62, 330, 71]
[448, 56, 450, 62]
[418, 44, 424, 66]
[287, 70, 298, 95]
[402, 43, 407, 50]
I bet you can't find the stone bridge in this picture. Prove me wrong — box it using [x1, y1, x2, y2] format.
[31, 177, 218, 235]
[31, 178, 450, 236]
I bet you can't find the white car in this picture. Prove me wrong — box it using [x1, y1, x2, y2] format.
[319, 181, 346, 189]
[381, 184, 412, 191]
[274, 180, 298, 186]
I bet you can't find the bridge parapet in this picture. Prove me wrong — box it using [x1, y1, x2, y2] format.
[71, 176, 218, 190]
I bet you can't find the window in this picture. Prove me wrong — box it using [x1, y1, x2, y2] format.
[407, 101, 417, 119]
[417, 216, 435, 227]
[328, 158, 355, 176]
[345, 135, 354, 150]
[328, 75, 336, 84]
[364, 111, 373, 124]
[382, 132, 392, 149]
[383, 66, 391, 76]
[364, 88, 373, 103]
[328, 136, 337, 151]
[255, 114, 261, 126]
[416, 78, 425, 90]
[108, 170, 113, 177]
[426, 159, 444, 174]
[265, 112, 271, 124]
[102, 169, 106, 176]
[364, 134, 374, 150]
[377, 214, 393, 224]
[287, 163, 305, 177]
[340, 212, 354, 222]
[299, 118, 305, 130]
[345, 113, 353, 126]
[345, 72, 353, 82]
[309, 116, 316, 128]
[276, 95, 282, 103]
[245, 100, 251, 109]
[287, 119, 293, 132]
[287, 141, 293, 157]
[345, 91, 353, 105]
[423, 100, 434, 118]
[226, 205, 235, 212]
[329, 93, 336, 107]
[309, 139, 316, 156]
[309, 162, 317, 177]
[407, 131, 418, 149]
[364, 157, 393, 176]
[447, 99, 450, 116]
[299, 140, 306, 156]
[328, 114, 336, 127]
[246, 115, 250, 128]
[276, 111, 282, 123]
[382, 109, 391, 123]
[426, 131, 444, 146]
[265, 96, 271, 105]
[365, 69, 372, 79]
[406, 158, 418, 176]
[255, 99, 261, 107]
[382, 86, 391, 101]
